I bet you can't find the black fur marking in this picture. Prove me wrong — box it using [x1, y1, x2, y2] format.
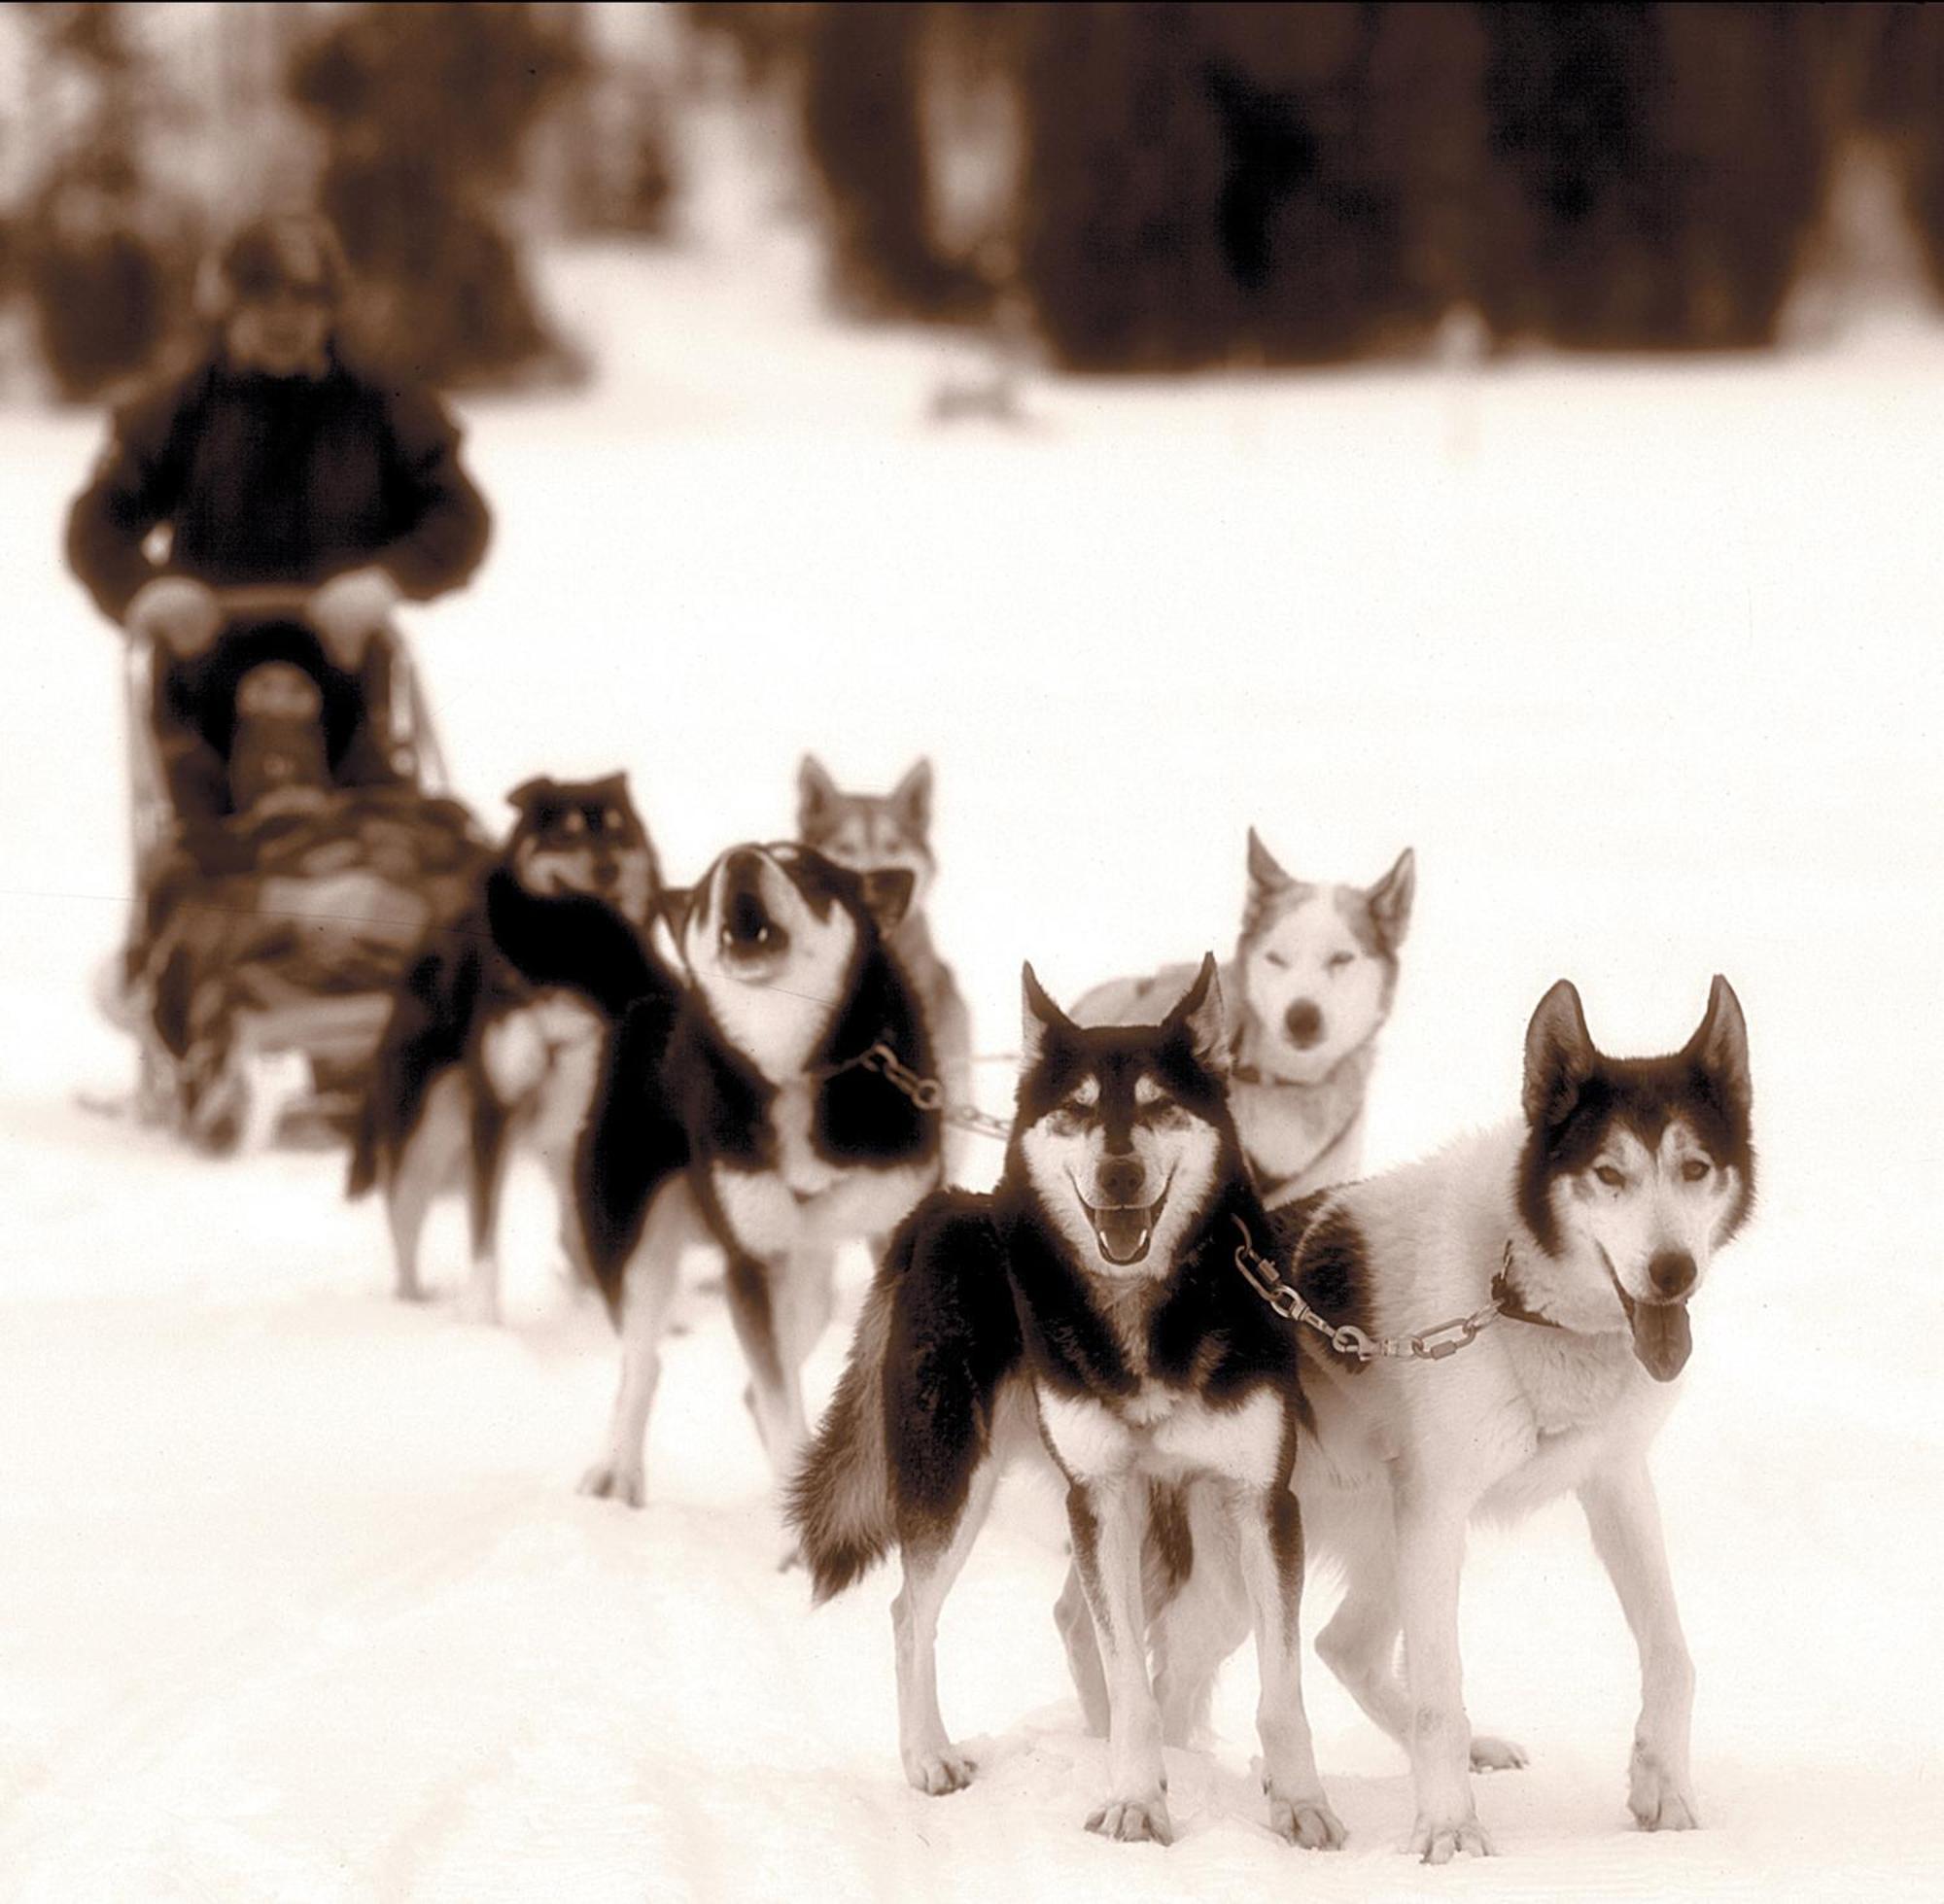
[1268, 1481, 1304, 1626]
[347, 856, 677, 1202]
[884, 1194, 1023, 1553]
[723, 1250, 784, 1390]
[1274, 1194, 1376, 1376]
[1066, 1483, 1105, 1624]
[813, 930, 937, 1166]
[789, 1191, 1019, 1601]
[573, 992, 696, 1313]
[1149, 1482, 1194, 1605]
[1518, 1048, 1757, 1256]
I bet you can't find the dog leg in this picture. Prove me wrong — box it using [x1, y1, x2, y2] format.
[577, 1177, 697, 1506]
[1579, 1459, 1698, 1831]
[385, 1073, 467, 1303]
[462, 1098, 513, 1326]
[1316, 1492, 1527, 1774]
[1234, 1483, 1343, 1849]
[1150, 1487, 1250, 1748]
[894, 1456, 1001, 1795]
[1054, 1559, 1111, 1737]
[1069, 1476, 1171, 1844]
[1396, 1492, 1491, 1862]
[723, 1249, 804, 1475]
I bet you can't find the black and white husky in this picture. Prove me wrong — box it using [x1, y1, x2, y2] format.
[575, 843, 941, 1510]
[1073, 829, 1413, 1205]
[348, 775, 673, 1323]
[1124, 975, 1754, 1862]
[790, 957, 1344, 1851]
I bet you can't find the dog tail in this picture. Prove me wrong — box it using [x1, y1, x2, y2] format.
[788, 1276, 898, 1603]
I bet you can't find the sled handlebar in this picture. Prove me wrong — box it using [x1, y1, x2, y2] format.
[210, 584, 320, 620]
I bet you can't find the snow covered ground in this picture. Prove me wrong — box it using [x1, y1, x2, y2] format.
[3, 229, 1943, 1900]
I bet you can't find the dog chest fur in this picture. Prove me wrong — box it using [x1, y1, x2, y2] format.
[1037, 1384, 1285, 1493]
[711, 1080, 935, 1256]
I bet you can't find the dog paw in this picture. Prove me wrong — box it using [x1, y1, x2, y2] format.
[1408, 1812, 1492, 1864]
[1086, 1796, 1172, 1845]
[905, 1748, 976, 1796]
[1629, 1747, 1698, 1831]
[1268, 1793, 1345, 1850]
[1471, 1734, 1529, 1773]
[576, 1462, 644, 1508]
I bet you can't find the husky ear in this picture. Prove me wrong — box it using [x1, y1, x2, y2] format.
[888, 758, 933, 839]
[1021, 961, 1074, 1069]
[1368, 848, 1416, 950]
[857, 865, 915, 934]
[1246, 827, 1294, 897]
[506, 776, 558, 814]
[1164, 952, 1229, 1077]
[797, 754, 839, 835]
[1684, 974, 1752, 1124]
[1522, 979, 1598, 1128]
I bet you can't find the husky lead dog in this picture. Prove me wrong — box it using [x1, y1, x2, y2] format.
[797, 755, 973, 1162]
[1119, 975, 1754, 1863]
[790, 957, 1344, 1851]
[576, 843, 941, 1509]
[1074, 830, 1413, 1206]
[348, 775, 672, 1322]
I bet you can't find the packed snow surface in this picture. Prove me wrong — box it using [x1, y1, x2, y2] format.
[2, 237, 1941, 1900]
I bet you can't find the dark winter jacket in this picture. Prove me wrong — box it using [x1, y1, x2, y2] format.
[66, 346, 492, 623]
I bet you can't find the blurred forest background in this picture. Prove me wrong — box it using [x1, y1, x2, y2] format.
[6, 0, 1944, 400]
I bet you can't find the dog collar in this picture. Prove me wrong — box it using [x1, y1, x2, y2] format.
[1489, 1241, 1567, 1332]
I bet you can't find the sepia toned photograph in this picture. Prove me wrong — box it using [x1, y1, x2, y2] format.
[1, 4, 1939, 1897]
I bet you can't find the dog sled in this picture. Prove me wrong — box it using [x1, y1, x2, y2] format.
[111, 586, 491, 1153]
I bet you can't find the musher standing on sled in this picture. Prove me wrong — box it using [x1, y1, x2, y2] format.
[65, 209, 492, 848]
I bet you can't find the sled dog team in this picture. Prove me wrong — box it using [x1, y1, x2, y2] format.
[346, 757, 1754, 1863]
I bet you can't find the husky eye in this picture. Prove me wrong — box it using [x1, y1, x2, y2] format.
[1326, 952, 1353, 972]
[1263, 952, 1290, 971]
[1594, 1164, 1625, 1190]
[1681, 1159, 1712, 1184]
[1138, 1099, 1188, 1129]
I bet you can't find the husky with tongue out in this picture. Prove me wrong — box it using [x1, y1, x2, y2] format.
[1119, 974, 1755, 1866]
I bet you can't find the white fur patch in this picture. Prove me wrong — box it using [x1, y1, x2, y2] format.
[1239, 886, 1393, 1086]
[683, 852, 855, 1082]
[1037, 1387, 1284, 1492]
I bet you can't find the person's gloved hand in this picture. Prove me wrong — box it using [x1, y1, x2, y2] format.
[310, 567, 401, 668]
[126, 576, 222, 658]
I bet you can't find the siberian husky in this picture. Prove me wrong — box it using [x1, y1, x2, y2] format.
[348, 775, 672, 1323]
[790, 957, 1344, 1851]
[1116, 975, 1754, 1862]
[1073, 829, 1413, 1205]
[797, 755, 974, 1167]
[576, 843, 942, 1509]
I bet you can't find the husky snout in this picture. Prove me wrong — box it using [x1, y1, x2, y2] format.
[1649, 1250, 1696, 1299]
[1094, 1156, 1145, 1206]
[1283, 999, 1323, 1049]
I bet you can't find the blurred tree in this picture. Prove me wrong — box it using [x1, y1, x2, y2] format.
[286, 1, 586, 388]
[1856, 2, 1944, 297]
[16, 2, 199, 399]
[799, 1, 992, 318]
[1475, 4, 1831, 349]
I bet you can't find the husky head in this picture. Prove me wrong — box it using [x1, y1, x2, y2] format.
[1014, 953, 1238, 1276]
[506, 774, 663, 929]
[1235, 830, 1414, 1085]
[1519, 976, 1755, 1383]
[678, 842, 913, 1081]
[797, 755, 936, 923]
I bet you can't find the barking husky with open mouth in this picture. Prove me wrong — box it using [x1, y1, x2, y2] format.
[575, 843, 942, 1513]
